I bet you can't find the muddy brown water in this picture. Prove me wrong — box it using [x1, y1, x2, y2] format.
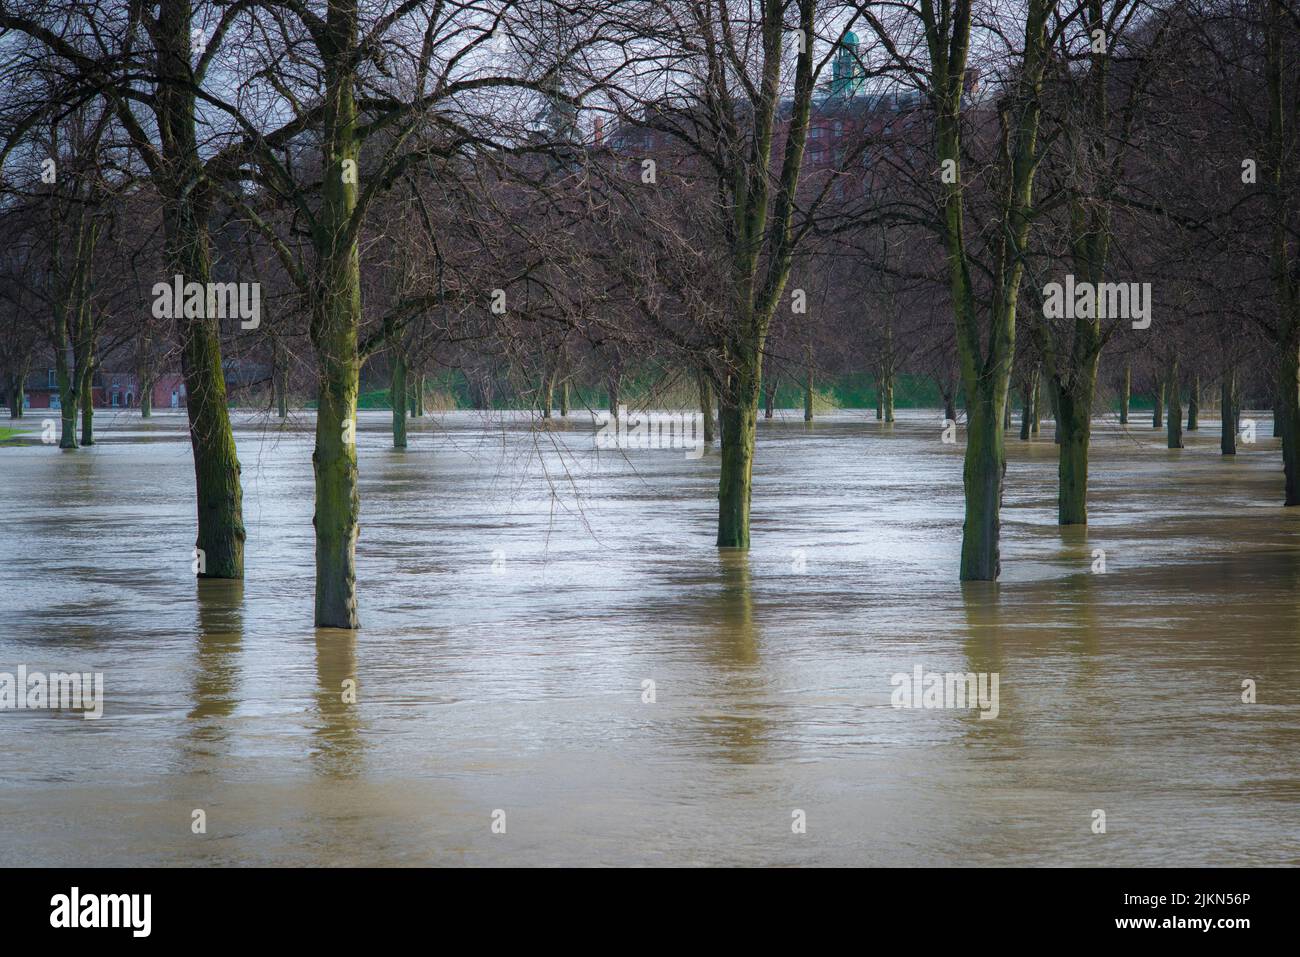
[1, 407, 1297, 865]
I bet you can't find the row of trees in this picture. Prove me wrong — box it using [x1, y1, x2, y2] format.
[0, 0, 1296, 629]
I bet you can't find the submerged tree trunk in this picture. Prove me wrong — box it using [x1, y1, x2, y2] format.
[1047, 381, 1061, 444]
[157, 1, 244, 580]
[803, 343, 814, 423]
[390, 351, 407, 448]
[57, 369, 77, 449]
[1279, 344, 1300, 503]
[717, 353, 761, 549]
[1167, 357, 1184, 449]
[1187, 373, 1200, 430]
[1056, 376, 1095, 525]
[541, 367, 554, 419]
[1221, 369, 1238, 456]
[607, 369, 621, 423]
[1019, 366, 1039, 440]
[960, 391, 1007, 581]
[311, 8, 364, 628]
[78, 362, 94, 446]
[1119, 363, 1130, 424]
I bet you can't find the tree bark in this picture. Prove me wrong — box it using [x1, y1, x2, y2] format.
[1187, 373, 1200, 430]
[310, 1, 364, 627]
[1221, 369, 1238, 455]
[1119, 363, 1130, 424]
[157, 1, 244, 579]
[717, 354, 760, 548]
[698, 370, 715, 444]
[803, 343, 814, 422]
[1279, 344, 1300, 503]
[78, 360, 94, 446]
[961, 391, 1007, 580]
[1152, 379, 1164, 429]
[1167, 357, 1184, 449]
[1056, 376, 1095, 524]
[390, 351, 407, 448]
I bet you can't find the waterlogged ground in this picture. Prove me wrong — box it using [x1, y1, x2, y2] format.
[1, 406, 1298, 866]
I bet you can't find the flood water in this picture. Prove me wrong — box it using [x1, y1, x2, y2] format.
[1, 406, 1298, 866]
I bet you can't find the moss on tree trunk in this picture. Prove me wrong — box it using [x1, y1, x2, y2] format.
[157, 1, 244, 579]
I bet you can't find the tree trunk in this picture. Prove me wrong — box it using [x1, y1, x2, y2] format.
[1167, 357, 1184, 449]
[311, 8, 363, 628]
[883, 371, 895, 422]
[1032, 373, 1042, 436]
[1057, 377, 1095, 524]
[764, 377, 775, 420]
[559, 375, 569, 416]
[57, 370, 77, 449]
[803, 344, 814, 423]
[1152, 379, 1164, 429]
[1221, 369, 1238, 456]
[1119, 363, 1130, 424]
[157, 1, 244, 579]
[271, 336, 289, 419]
[875, 371, 884, 420]
[541, 368, 554, 419]
[1046, 381, 1061, 444]
[717, 356, 760, 548]
[607, 370, 621, 423]
[78, 362, 94, 446]
[698, 370, 715, 444]
[960, 390, 1006, 581]
[414, 372, 425, 417]
[1019, 366, 1039, 440]
[1187, 373, 1200, 430]
[1279, 343, 1300, 503]
[390, 351, 407, 448]
[943, 393, 957, 423]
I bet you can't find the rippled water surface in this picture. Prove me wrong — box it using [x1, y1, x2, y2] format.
[1, 407, 1298, 866]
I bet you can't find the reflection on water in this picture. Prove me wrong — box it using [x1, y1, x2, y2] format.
[313, 630, 362, 780]
[1, 408, 1298, 866]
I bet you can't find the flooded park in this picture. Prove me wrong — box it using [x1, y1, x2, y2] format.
[2, 407, 1297, 867]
